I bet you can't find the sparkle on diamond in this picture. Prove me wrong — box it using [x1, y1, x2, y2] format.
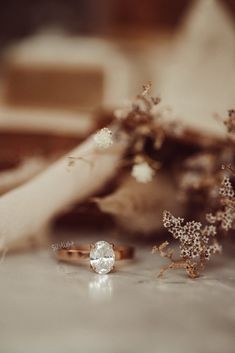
[90, 241, 115, 274]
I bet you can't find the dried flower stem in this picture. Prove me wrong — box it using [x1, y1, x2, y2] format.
[152, 211, 221, 279]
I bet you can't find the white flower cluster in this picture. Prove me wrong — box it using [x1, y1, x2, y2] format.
[206, 207, 234, 231]
[131, 162, 154, 183]
[94, 128, 113, 149]
[206, 176, 235, 231]
[219, 176, 234, 199]
[163, 210, 221, 261]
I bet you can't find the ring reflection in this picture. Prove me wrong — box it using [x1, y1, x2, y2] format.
[88, 275, 113, 301]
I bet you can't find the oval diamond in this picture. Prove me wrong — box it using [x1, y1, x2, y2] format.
[90, 241, 115, 274]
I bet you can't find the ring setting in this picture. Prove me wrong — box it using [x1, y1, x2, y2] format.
[55, 240, 134, 274]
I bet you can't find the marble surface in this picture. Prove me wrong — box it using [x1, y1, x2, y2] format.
[0, 234, 235, 353]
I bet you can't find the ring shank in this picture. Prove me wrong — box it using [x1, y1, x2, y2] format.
[56, 244, 134, 263]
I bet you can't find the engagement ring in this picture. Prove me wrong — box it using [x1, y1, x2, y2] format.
[55, 240, 135, 274]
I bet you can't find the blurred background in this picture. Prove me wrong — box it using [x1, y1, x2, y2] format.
[1, 3, 235, 352]
[0, 0, 235, 228]
[0, 0, 191, 47]
[0, 0, 234, 46]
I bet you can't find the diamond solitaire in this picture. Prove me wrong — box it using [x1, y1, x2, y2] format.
[56, 241, 134, 274]
[90, 241, 115, 274]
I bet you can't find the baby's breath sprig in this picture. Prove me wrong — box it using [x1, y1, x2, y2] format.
[201, 109, 235, 233]
[224, 109, 235, 135]
[206, 176, 235, 232]
[68, 83, 166, 181]
[152, 210, 222, 279]
[91, 83, 167, 183]
[113, 83, 167, 183]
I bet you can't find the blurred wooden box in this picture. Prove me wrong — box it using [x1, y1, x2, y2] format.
[4, 64, 104, 111]
[2, 34, 132, 111]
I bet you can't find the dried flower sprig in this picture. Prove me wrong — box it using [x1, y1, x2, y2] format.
[223, 109, 235, 135]
[68, 83, 165, 180]
[152, 211, 222, 278]
[80, 82, 169, 184]
[153, 108, 235, 279]
[114, 82, 178, 184]
[199, 109, 235, 232]
[206, 176, 235, 232]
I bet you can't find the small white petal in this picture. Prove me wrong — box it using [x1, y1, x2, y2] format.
[114, 107, 130, 120]
[94, 128, 113, 149]
[131, 162, 154, 183]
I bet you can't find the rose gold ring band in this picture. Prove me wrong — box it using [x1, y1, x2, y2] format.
[56, 244, 135, 263]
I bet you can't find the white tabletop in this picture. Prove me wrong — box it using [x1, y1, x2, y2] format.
[0, 234, 235, 353]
